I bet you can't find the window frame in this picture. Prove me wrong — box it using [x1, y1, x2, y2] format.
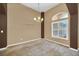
[51, 17, 69, 40]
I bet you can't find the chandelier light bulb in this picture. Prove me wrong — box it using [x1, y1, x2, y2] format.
[34, 17, 37, 21]
[38, 17, 41, 20]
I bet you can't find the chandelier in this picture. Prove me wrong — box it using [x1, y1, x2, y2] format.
[33, 2, 44, 22]
[34, 17, 43, 22]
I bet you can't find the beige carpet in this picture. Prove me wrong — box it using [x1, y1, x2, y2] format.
[0, 39, 78, 56]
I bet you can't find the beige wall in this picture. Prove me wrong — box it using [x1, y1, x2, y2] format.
[7, 4, 41, 45]
[78, 4, 79, 48]
[44, 4, 70, 46]
[7, 3, 79, 48]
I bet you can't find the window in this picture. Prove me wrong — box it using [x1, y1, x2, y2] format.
[51, 12, 69, 39]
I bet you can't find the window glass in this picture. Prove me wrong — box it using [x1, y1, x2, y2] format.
[53, 23, 58, 30]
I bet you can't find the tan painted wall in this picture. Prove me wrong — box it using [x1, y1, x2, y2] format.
[7, 3, 41, 45]
[78, 4, 79, 48]
[45, 4, 70, 46]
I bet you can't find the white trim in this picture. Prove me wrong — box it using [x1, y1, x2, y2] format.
[0, 38, 41, 50]
[7, 38, 41, 47]
[51, 36, 68, 40]
[46, 39, 69, 47]
[0, 47, 7, 51]
[69, 48, 78, 52]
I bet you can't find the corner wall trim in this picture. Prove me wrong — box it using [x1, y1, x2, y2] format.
[41, 12, 44, 38]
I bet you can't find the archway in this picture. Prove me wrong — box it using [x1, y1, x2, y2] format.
[66, 3, 78, 49]
[0, 3, 7, 48]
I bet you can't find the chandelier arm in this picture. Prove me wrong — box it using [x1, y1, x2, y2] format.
[38, 0, 40, 12]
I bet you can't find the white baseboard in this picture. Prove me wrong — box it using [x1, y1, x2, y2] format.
[46, 39, 79, 52]
[46, 39, 69, 47]
[47, 39, 79, 51]
[0, 38, 41, 51]
[69, 48, 78, 52]
[7, 38, 41, 47]
[0, 47, 8, 51]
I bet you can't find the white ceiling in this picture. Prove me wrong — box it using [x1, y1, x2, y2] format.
[22, 3, 59, 12]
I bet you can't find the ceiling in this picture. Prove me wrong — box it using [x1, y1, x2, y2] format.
[22, 3, 59, 12]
